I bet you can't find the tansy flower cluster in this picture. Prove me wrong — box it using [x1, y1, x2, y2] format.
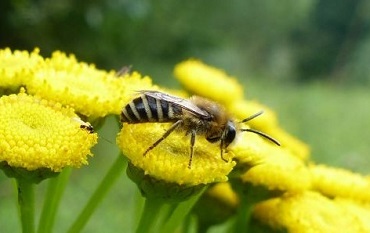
[1, 48, 370, 233]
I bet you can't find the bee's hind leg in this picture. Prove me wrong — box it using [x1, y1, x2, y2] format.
[143, 120, 182, 156]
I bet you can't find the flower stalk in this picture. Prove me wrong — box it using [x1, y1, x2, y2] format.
[16, 178, 35, 233]
[38, 168, 72, 233]
[162, 187, 206, 233]
[135, 198, 169, 233]
[67, 155, 127, 233]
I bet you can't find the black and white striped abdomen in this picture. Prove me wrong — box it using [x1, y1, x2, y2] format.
[121, 94, 182, 123]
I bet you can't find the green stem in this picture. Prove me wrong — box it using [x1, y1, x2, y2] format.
[133, 189, 145, 228]
[67, 155, 127, 233]
[135, 198, 168, 233]
[231, 183, 271, 233]
[37, 168, 72, 233]
[17, 178, 35, 233]
[232, 196, 254, 233]
[162, 186, 206, 233]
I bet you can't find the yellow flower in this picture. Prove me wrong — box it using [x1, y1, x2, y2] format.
[254, 191, 369, 233]
[309, 164, 370, 202]
[26, 51, 154, 118]
[232, 132, 311, 192]
[174, 59, 244, 105]
[117, 122, 236, 186]
[335, 198, 370, 231]
[228, 99, 310, 160]
[0, 48, 43, 89]
[0, 91, 97, 172]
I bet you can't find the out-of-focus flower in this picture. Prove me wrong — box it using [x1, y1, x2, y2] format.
[0, 48, 43, 89]
[309, 164, 370, 202]
[174, 59, 244, 105]
[253, 191, 370, 233]
[335, 198, 370, 231]
[229, 99, 310, 160]
[231, 132, 311, 192]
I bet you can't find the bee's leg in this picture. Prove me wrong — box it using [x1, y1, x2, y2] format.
[188, 130, 196, 169]
[220, 139, 228, 162]
[143, 120, 183, 156]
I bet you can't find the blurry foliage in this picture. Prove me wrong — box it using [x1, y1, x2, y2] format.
[1, 0, 370, 84]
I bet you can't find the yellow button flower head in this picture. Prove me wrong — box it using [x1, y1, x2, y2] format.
[174, 59, 244, 105]
[0, 91, 97, 175]
[232, 132, 311, 192]
[26, 51, 153, 118]
[0, 48, 43, 89]
[310, 164, 370, 202]
[253, 191, 369, 233]
[117, 122, 236, 186]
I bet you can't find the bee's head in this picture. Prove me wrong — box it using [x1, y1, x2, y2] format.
[206, 120, 236, 149]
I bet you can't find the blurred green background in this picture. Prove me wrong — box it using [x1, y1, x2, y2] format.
[1, 0, 370, 232]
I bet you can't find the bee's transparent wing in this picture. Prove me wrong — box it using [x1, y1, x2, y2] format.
[138, 90, 210, 118]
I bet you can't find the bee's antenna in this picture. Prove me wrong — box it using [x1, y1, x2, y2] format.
[240, 110, 281, 146]
[240, 128, 280, 146]
[240, 110, 264, 123]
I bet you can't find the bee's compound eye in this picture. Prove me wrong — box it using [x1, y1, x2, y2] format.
[223, 121, 236, 148]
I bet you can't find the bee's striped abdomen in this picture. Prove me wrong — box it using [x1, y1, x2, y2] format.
[121, 94, 181, 123]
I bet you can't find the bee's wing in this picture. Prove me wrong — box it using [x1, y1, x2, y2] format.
[138, 90, 211, 118]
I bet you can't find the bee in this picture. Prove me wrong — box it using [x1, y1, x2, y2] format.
[121, 90, 280, 168]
